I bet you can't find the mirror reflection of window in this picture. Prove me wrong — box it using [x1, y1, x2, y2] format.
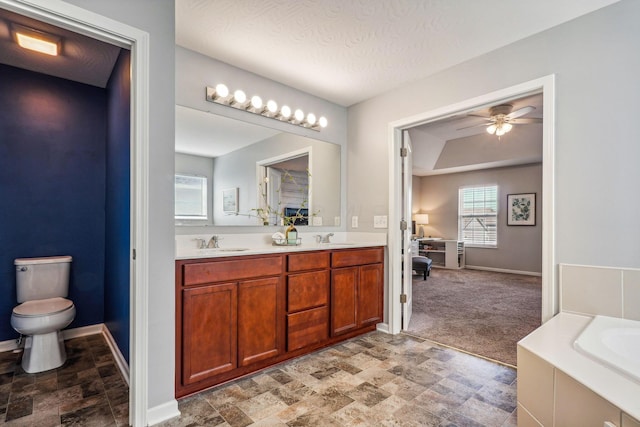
[175, 174, 208, 220]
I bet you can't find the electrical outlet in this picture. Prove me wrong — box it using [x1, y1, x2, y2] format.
[374, 215, 388, 228]
[312, 216, 323, 226]
[351, 216, 358, 228]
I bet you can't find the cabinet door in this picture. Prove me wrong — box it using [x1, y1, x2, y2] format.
[358, 264, 383, 326]
[331, 267, 358, 336]
[238, 277, 283, 367]
[182, 283, 237, 385]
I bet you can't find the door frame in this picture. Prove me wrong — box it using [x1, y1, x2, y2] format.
[387, 75, 556, 335]
[0, 1, 151, 425]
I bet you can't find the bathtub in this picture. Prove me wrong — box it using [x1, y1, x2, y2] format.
[574, 315, 640, 383]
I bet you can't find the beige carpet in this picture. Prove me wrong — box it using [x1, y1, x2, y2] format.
[407, 268, 541, 366]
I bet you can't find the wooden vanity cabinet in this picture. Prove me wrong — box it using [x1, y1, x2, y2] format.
[176, 246, 384, 398]
[176, 254, 284, 395]
[331, 248, 384, 336]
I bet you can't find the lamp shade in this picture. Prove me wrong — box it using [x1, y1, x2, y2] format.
[414, 214, 429, 224]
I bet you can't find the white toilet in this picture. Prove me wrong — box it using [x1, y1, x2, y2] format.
[10, 256, 76, 373]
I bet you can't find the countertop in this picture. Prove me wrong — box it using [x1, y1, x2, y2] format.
[175, 232, 387, 260]
[518, 312, 640, 420]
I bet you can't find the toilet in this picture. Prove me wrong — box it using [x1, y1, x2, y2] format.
[10, 256, 76, 373]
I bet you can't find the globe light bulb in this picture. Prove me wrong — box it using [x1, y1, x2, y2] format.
[233, 89, 246, 104]
[250, 95, 263, 110]
[306, 113, 317, 126]
[266, 100, 278, 114]
[294, 109, 304, 122]
[319, 116, 328, 128]
[486, 124, 497, 135]
[280, 105, 291, 119]
[213, 83, 229, 99]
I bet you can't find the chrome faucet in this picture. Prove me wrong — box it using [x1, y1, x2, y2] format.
[207, 235, 221, 248]
[314, 233, 334, 243]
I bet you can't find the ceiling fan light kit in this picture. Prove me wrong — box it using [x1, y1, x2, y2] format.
[458, 103, 541, 138]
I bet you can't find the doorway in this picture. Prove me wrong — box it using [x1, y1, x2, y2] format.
[387, 76, 556, 337]
[0, 1, 151, 425]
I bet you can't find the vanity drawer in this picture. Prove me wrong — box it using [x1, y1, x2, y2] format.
[331, 248, 383, 268]
[183, 255, 284, 286]
[287, 270, 329, 312]
[287, 306, 329, 352]
[287, 252, 330, 272]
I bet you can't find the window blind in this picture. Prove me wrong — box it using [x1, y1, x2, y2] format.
[458, 185, 498, 247]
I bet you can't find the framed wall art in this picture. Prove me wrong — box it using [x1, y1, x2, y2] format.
[222, 188, 238, 213]
[507, 193, 535, 226]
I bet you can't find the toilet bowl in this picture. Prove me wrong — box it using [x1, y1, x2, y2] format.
[11, 298, 76, 373]
[11, 256, 75, 373]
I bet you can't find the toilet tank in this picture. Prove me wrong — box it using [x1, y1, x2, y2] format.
[15, 256, 73, 303]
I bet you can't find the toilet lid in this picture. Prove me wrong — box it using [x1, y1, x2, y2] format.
[13, 297, 73, 317]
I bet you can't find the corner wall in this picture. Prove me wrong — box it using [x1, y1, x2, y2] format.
[105, 49, 131, 362]
[0, 64, 107, 340]
[348, 0, 640, 269]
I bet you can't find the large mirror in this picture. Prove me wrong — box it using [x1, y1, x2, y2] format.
[175, 105, 341, 227]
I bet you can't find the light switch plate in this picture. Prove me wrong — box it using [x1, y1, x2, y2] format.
[351, 216, 358, 228]
[373, 215, 388, 228]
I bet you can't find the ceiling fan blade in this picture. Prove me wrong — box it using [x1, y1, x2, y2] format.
[457, 122, 491, 131]
[507, 106, 535, 119]
[511, 117, 542, 124]
[467, 113, 492, 119]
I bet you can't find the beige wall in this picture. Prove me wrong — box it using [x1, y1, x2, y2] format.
[419, 164, 542, 273]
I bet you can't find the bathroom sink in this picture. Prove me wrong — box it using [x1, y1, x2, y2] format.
[574, 315, 640, 382]
[197, 247, 250, 253]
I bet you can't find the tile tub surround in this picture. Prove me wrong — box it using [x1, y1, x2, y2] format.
[559, 264, 640, 320]
[158, 332, 518, 427]
[518, 312, 640, 422]
[175, 232, 387, 259]
[0, 334, 128, 426]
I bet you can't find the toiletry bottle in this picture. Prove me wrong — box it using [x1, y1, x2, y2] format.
[286, 223, 298, 244]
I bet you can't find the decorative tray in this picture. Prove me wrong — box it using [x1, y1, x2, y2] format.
[272, 237, 302, 246]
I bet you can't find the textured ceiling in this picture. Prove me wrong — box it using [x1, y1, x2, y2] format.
[176, 0, 620, 106]
[0, 8, 121, 88]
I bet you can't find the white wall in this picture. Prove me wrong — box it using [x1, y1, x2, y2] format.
[419, 164, 543, 273]
[63, 0, 176, 413]
[348, 0, 640, 269]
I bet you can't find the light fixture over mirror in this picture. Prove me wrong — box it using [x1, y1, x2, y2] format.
[206, 85, 327, 131]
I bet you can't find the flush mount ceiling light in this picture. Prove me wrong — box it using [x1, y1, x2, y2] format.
[12, 24, 62, 56]
[205, 85, 327, 131]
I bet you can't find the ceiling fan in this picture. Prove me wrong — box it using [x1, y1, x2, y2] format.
[461, 104, 542, 136]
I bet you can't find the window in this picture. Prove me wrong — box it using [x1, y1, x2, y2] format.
[175, 174, 207, 220]
[458, 185, 497, 247]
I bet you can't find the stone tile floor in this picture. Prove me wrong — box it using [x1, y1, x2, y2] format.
[0, 334, 128, 426]
[159, 332, 518, 427]
[0, 331, 518, 426]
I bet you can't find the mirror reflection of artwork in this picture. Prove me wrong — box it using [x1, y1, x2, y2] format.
[222, 188, 238, 213]
[175, 107, 341, 226]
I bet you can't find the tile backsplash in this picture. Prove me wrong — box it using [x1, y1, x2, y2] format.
[560, 264, 640, 321]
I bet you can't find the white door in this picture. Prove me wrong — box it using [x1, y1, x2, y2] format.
[401, 131, 414, 330]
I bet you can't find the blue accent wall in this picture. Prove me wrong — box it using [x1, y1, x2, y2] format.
[104, 50, 131, 362]
[0, 64, 107, 340]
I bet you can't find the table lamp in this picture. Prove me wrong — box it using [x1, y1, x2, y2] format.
[414, 214, 429, 238]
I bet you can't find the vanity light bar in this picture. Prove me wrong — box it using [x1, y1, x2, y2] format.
[205, 85, 327, 131]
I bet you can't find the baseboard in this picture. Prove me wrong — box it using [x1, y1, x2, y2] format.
[63, 324, 104, 340]
[465, 265, 542, 277]
[147, 399, 181, 426]
[101, 325, 130, 387]
[376, 323, 390, 334]
[0, 337, 19, 353]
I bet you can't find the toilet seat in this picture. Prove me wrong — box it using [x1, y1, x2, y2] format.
[12, 297, 74, 317]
